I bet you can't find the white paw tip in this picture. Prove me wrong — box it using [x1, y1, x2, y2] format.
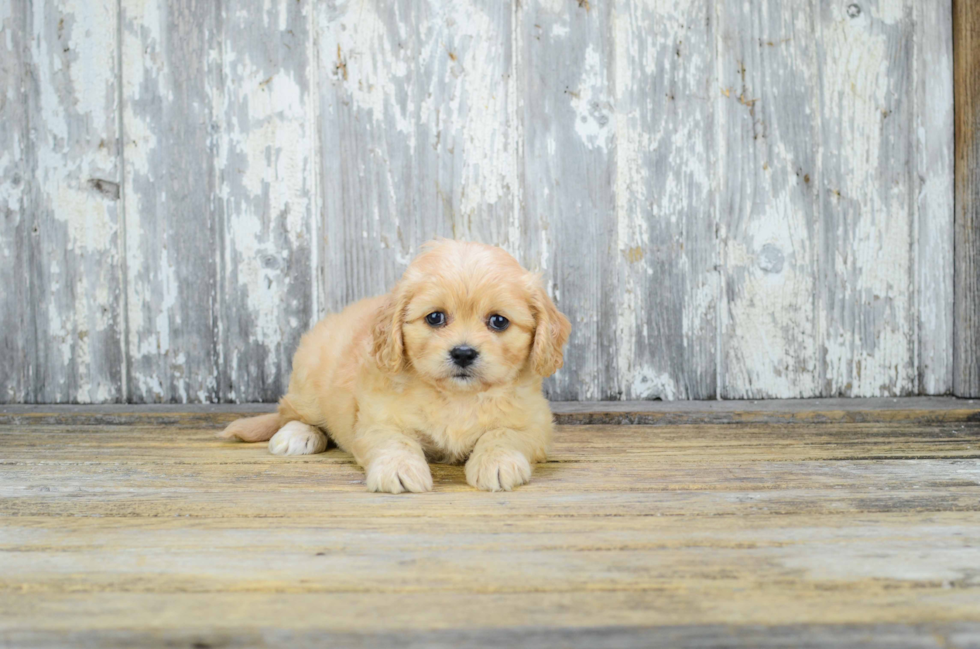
[268, 422, 327, 456]
[365, 454, 433, 494]
[466, 449, 532, 492]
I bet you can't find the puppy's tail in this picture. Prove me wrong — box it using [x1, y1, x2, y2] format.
[216, 412, 281, 442]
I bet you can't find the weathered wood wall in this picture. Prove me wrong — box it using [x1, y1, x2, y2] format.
[0, 0, 957, 403]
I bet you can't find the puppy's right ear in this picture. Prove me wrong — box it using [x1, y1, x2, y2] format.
[372, 286, 408, 373]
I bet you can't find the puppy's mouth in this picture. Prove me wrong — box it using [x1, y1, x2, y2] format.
[446, 366, 482, 384]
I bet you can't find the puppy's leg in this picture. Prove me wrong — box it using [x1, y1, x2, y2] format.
[268, 421, 329, 456]
[352, 427, 432, 494]
[465, 428, 548, 492]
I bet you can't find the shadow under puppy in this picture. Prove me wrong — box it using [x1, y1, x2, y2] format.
[219, 240, 571, 493]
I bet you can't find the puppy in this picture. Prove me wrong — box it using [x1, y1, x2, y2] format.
[218, 240, 571, 493]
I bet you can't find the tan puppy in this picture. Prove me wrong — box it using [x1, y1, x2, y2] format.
[219, 240, 571, 493]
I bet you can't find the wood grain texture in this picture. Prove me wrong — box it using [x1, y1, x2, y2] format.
[718, 0, 820, 398]
[0, 411, 979, 646]
[0, 1, 36, 402]
[521, 0, 612, 400]
[215, 0, 317, 402]
[30, 0, 125, 403]
[317, 0, 521, 312]
[917, 0, 954, 395]
[0, 0, 963, 403]
[550, 396, 980, 425]
[612, 0, 717, 399]
[317, 0, 422, 312]
[413, 0, 521, 247]
[3, 396, 979, 427]
[121, 0, 219, 403]
[6, 625, 980, 649]
[955, 0, 980, 397]
[816, 0, 917, 397]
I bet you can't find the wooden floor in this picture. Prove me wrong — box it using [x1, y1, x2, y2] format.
[2, 400, 980, 648]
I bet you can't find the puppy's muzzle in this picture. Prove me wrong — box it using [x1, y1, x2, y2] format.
[449, 345, 479, 368]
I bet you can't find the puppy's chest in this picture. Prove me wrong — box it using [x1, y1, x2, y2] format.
[411, 399, 501, 463]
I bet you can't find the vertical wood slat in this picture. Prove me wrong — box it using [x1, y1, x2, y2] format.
[0, 1, 36, 402]
[521, 0, 611, 401]
[413, 0, 520, 249]
[121, 0, 219, 402]
[31, 0, 125, 403]
[954, 0, 980, 396]
[816, 0, 917, 396]
[612, 0, 716, 399]
[317, 0, 421, 315]
[717, 0, 820, 399]
[916, 0, 954, 395]
[317, 0, 519, 313]
[216, 0, 317, 402]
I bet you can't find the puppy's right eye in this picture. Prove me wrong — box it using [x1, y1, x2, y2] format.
[425, 311, 447, 327]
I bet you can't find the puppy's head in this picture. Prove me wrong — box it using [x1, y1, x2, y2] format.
[372, 240, 571, 391]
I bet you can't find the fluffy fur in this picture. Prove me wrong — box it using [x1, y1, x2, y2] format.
[218, 240, 571, 493]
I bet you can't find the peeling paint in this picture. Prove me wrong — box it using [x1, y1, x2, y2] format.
[0, 0, 957, 403]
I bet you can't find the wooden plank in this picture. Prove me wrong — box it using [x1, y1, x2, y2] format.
[4, 509, 977, 539]
[316, 0, 421, 313]
[954, 0, 980, 396]
[3, 423, 979, 519]
[816, 1, 916, 397]
[551, 396, 980, 425]
[521, 0, 612, 400]
[2, 514, 978, 593]
[916, 0, 954, 394]
[1, 415, 979, 643]
[120, 0, 219, 403]
[0, 592, 977, 639]
[4, 485, 977, 519]
[717, 0, 819, 398]
[4, 452, 980, 494]
[1, 397, 979, 427]
[316, 0, 521, 318]
[215, 0, 317, 402]
[413, 0, 521, 247]
[0, 0, 36, 402]
[610, 0, 717, 400]
[4, 623, 980, 649]
[30, 0, 125, 403]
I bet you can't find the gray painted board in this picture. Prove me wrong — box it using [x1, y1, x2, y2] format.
[31, 0, 126, 403]
[216, 0, 317, 402]
[317, 0, 421, 313]
[0, 0, 959, 402]
[916, 0, 954, 395]
[815, 0, 917, 397]
[121, 0, 220, 403]
[615, 0, 718, 400]
[718, 0, 821, 399]
[521, 0, 613, 400]
[0, 1, 36, 402]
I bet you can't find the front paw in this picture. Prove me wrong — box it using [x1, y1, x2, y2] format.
[465, 448, 532, 492]
[268, 421, 328, 456]
[365, 453, 433, 494]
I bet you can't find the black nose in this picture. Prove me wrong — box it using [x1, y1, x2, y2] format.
[449, 345, 479, 368]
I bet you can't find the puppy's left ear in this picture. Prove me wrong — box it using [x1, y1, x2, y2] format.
[528, 276, 571, 377]
[372, 284, 410, 373]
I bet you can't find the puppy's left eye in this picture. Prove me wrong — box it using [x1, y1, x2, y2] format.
[487, 314, 509, 332]
[425, 312, 447, 327]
